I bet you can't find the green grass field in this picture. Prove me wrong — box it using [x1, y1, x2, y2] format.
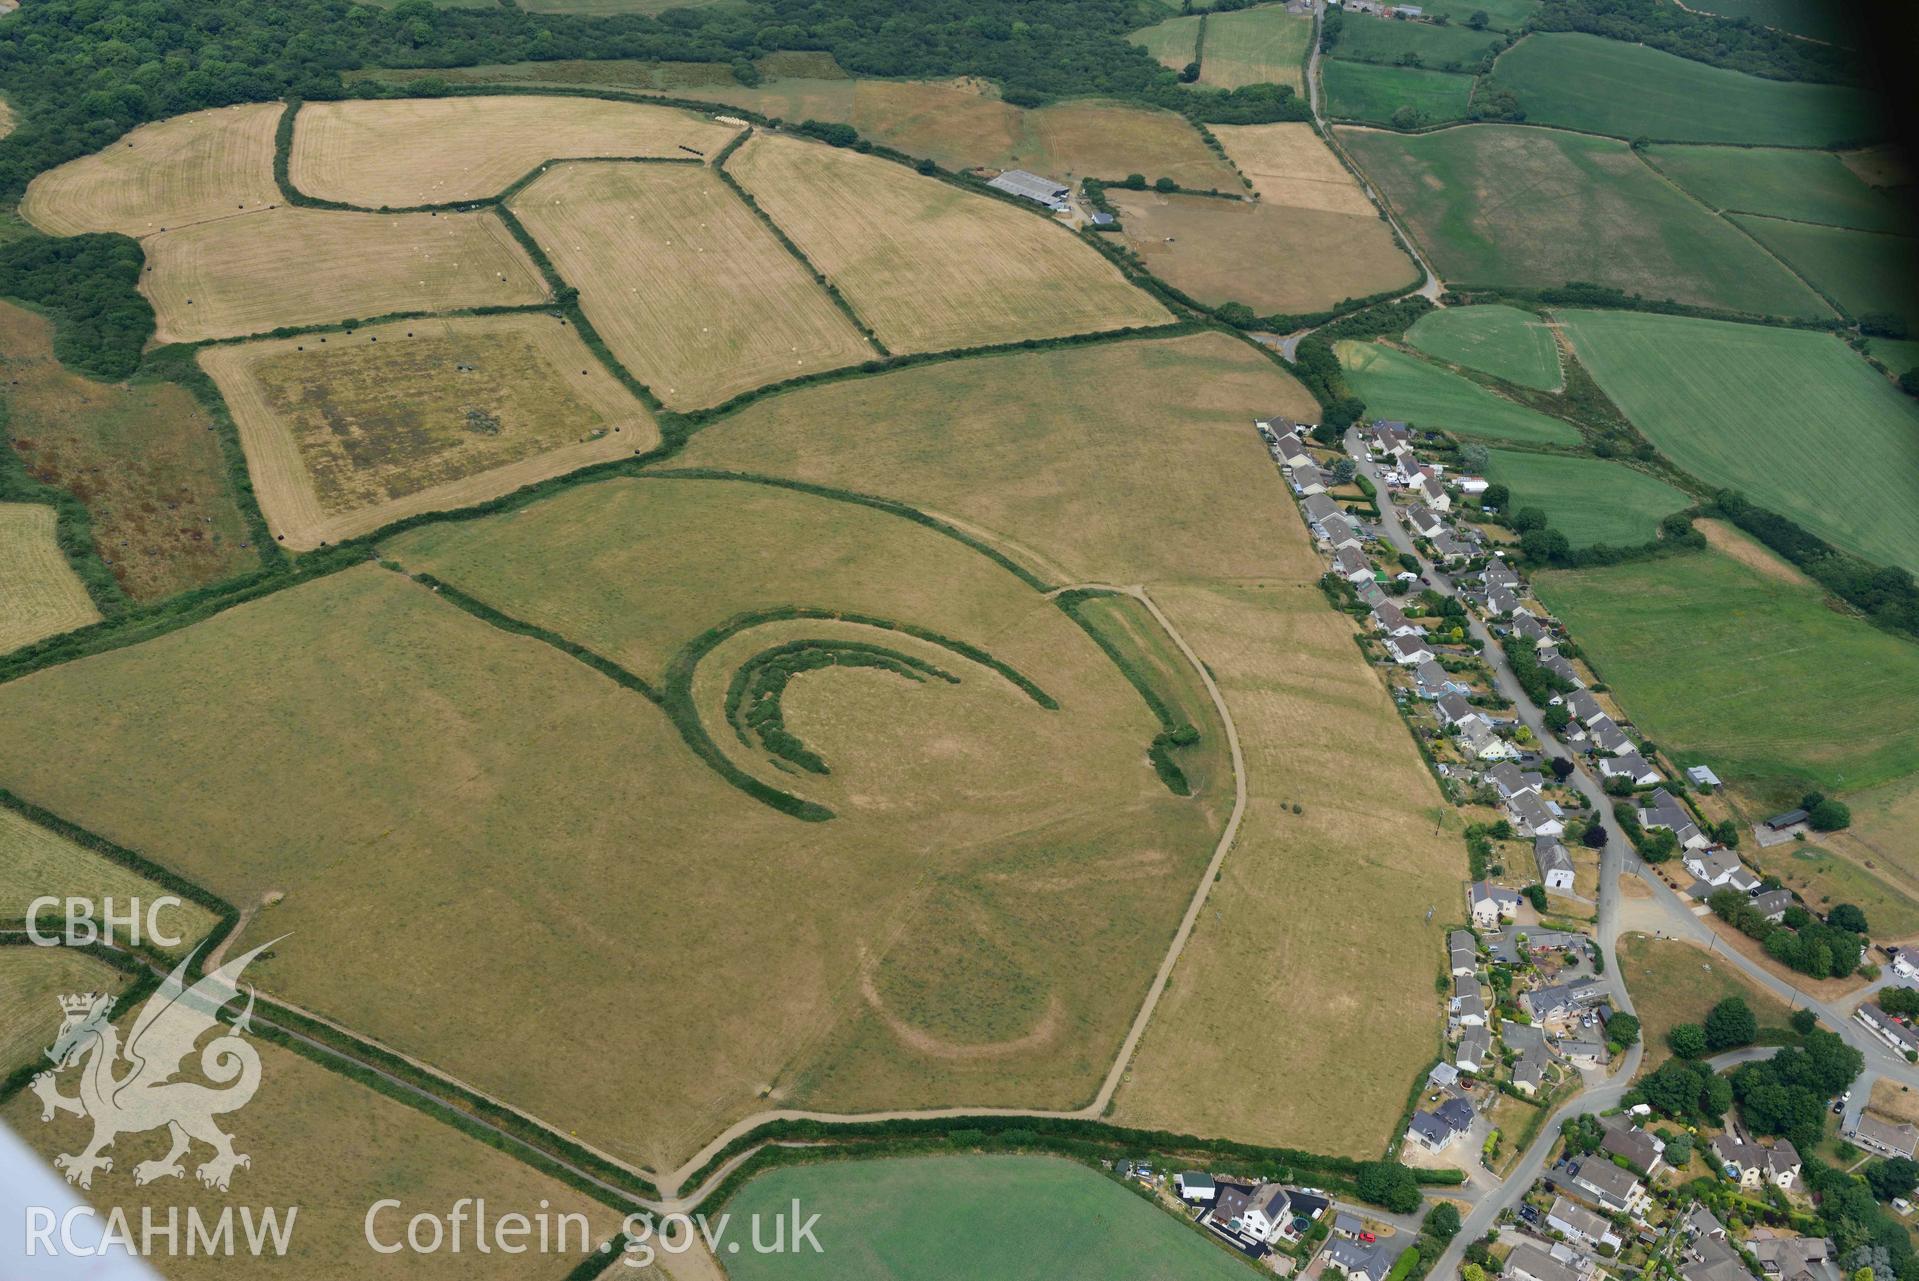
[0, 806, 220, 953]
[1864, 338, 1919, 377]
[1481, 449, 1690, 547]
[1405, 304, 1561, 389]
[1408, 0, 1538, 30]
[1534, 541, 1919, 801]
[1492, 33, 1880, 146]
[1322, 60, 1474, 126]
[1338, 124, 1831, 318]
[1329, 14, 1503, 70]
[724, 1155, 1255, 1281]
[1130, 12, 1203, 70]
[1337, 341, 1580, 444]
[1197, 4, 1313, 90]
[1732, 216, 1919, 331]
[1689, 0, 1858, 44]
[1555, 310, 1919, 575]
[1646, 145, 1911, 233]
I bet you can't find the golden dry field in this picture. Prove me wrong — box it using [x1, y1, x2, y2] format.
[509, 161, 873, 408]
[288, 95, 741, 207]
[676, 333, 1464, 1152]
[142, 206, 549, 342]
[0, 503, 98, 653]
[0, 460, 1218, 1169]
[20, 102, 282, 237]
[0, 302, 256, 599]
[198, 313, 657, 550]
[1618, 933, 1797, 1071]
[0, 96, 15, 141]
[1210, 123, 1380, 215]
[0, 947, 130, 1076]
[675, 331, 1319, 584]
[725, 132, 1168, 354]
[1110, 578, 1456, 1156]
[1109, 191, 1417, 314]
[0, 805, 220, 952]
[2, 1034, 625, 1281]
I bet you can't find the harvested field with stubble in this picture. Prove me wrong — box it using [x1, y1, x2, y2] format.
[1339, 124, 1832, 318]
[1111, 578, 1457, 1156]
[288, 95, 741, 206]
[676, 334, 1464, 1151]
[0, 947, 130, 1077]
[20, 102, 281, 237]
[0, 503, 98, 653]
[509, 161, 873, 408]
[142, 206, 549, 342]
[674, 331, 1321, 585]
[0, 805, 220, 951]
[2, 1034, 624, 1281]
[1109, 191, 1415, 314]
[726, 132, 1167, 354]
[0, 303, 255, 600]
[1211, 122, 1379, 215]
[200, 312, 657, 549]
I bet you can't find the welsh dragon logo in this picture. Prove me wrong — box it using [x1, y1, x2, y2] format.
[30, 939, 280, 1191]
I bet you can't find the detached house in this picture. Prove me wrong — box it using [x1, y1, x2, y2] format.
[1324, 1238, 1401, 1281]
[1746, 1230, 1836, 1281]
[1638, 788, 1709, 849]
[1416, 660, 1468, 700]
[1682, 847, 1759, 894]
[1291, 464, 1328, 496]
[1485, 586, 1522, 618]
[1436, 692, 1483, 729]
[1564, 689, 1605, 726]
[1453, 976, 1488, 1026]
[1508, 790, 1564, 838]
[1597, 751, 1661, 786]
[1321, 513, 1364, 551]
[1547, 1196, 1622, 1253]
[1460, 718, 1519, 761]
[1483, 562, 1521, 592]
[1511, 612, 1554, 648]
[1469, 881, 1521, 927]
[1601, 1121, 1666, 1176]
[1211, 1181, 1292, 1244]
[1430, 530, 1474, 565]
[1302, 493, 1340, 527]
[1386, 634, 1435, 666]
[1541, 652, 1584, 688]
[1487, 761, 1543, 801]
[1848, 1111, 1919, 1160]
[1416, 474, 1451, 512]
[1567, 1157, 1650, 1216]
[1535, 836, 1575, 891]
[1505, 1243, 1585, 1281]
[1334, 545, 1374, 584]
[1456, 1027, 1492, 1073]
[1371, 600, 1421, 637]
[1405, 504, 1445, 540]
[1587, 716, 1634, 757]
[1522, 978, 1605, 1024]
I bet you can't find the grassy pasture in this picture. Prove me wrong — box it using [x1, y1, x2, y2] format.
[726, 132, 1167, 354]
[0, 303, 254, 600]
[1533, 541, 1919, 800]
[1823, 773, 1919, 912]
[1842, 145, 1912, 191]
[1480, 449, 1690, 548]
[2, 1034, 623, 1281]
[1491, 33, 1880, 146]
[1755, 842, 1919, 943]
[509, 162, 872, 409]
[1336, 341, 1580, 444]
[1409, 0, 1538, 30]
[0, 475, 1214, 1170]
[1864, 338, 1919, 377]
[1131, 12, 1204, 70]
[1211, 121, 1380, 215]
[0, 503, 98, 654]
[1109, 191, 1416, 315]
[675, 331, 1321, 585]
[0, 947, 130, 1077]
[20, 103, 280, 237]
[1329, 15, 1503, 70]
[288, 96, 741, 206]
[1645, 145, 1911, 233]
[1322, 60, 1475, 126]
[1339, 124, 1832, 318]
[724, 1155, 1252, 1281]
[200, 312, 657, 550]
[1406, 303, 1561, 390]
[142, 206, 548, 342]
[0, 806, 220, 952]
[675, 334, 1462, 1153]
[1554, 310, 1919, 575]
[1618, 934, 1796, 1072]
[1732, 216, 1919, 332]
[1197, 4, 1314, 90]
